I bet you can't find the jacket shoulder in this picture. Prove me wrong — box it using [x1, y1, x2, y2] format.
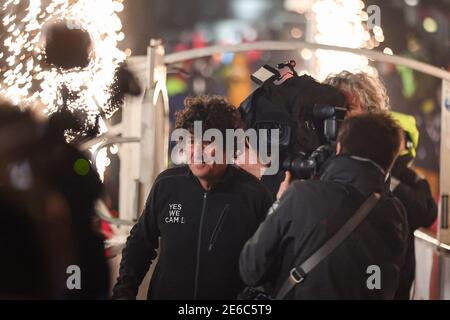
[379, 193, 408, 220]
[289, 179, 347, 197]
[154, 166, 190, 185]
[232, 166, 273, 198]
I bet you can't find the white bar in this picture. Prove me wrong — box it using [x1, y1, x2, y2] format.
[162, 41, 450, 81]
[439, 79, 450, 245]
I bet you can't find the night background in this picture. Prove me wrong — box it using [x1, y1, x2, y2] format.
[1, 0, 449, 200]
[0, 0, 450, 301]
[119, 0, 449, 175]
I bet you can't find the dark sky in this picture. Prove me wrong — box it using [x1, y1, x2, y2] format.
[118, 0, 158, 55]
[118, 0, 231, 55]
[118, 0, 449, 61]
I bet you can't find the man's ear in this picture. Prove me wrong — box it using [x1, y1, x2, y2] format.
[336, 142, 342, 155]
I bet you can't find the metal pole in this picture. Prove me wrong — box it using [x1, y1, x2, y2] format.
[163, 41, 450, 81]
[439, 79, 450, 245]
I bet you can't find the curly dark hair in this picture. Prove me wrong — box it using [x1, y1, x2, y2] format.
[175, 95, 243, 135]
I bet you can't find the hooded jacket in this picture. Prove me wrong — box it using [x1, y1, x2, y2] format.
[240, 154, 409, 299]
[112, 165, 273, 300]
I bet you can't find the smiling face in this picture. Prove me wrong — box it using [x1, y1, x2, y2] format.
[174, 95, 243, 187]
[189, 162, 227, 181]
[186, 137, 228, 181]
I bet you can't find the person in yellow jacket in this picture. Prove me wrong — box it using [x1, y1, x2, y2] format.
[389, 111, 437, 300]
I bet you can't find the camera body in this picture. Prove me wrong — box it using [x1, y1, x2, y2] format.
[239, 61, 347, 180]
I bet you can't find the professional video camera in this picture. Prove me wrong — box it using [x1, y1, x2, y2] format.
[239, 60, 347, 180]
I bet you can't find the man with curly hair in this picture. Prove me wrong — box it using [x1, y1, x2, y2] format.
[113, 95, 273, 300]
[324, 70, 390, 114]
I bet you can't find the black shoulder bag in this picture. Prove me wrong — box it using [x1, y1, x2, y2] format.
[275, 192, 381, 300]
[239, 192, 381, 300]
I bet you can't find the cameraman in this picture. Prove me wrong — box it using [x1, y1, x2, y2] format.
[389, 112, 437, 299]
[237, 72, 347, 196]
[325, 71, 437, 299]
[239, 112, 408, 299]
[324, 70, 390, 115]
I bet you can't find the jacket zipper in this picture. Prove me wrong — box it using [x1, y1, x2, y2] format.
[208, 204, 230, 251]
[194, 192, 208, 299]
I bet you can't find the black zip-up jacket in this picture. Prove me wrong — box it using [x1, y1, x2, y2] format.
[112, 165, 273, 300]
[240, 155, 409, 299]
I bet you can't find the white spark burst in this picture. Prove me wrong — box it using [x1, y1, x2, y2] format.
[0, 0, 126, 125]
[285, 0, 385, 80]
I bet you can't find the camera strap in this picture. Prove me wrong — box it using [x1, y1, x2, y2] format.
[275, 192, 381, 300]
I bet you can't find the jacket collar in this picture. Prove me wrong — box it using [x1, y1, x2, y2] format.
[186, 165, 237, 191]
[320, 154, 388, 196]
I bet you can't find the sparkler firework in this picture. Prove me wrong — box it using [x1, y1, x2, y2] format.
[0, 0, 126, 133]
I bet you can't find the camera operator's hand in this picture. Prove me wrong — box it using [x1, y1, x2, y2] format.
[391, 155, 420, 187]
[277, 171, 293, 200]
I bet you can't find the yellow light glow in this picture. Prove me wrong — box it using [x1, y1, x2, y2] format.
[300, 48, 313, 60]
[423, 17, 438, 33]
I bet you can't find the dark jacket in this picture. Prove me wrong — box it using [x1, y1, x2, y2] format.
[390, 162, 437, 300]
[112, 165, 273, 300]
[240, 155, 409, 299]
